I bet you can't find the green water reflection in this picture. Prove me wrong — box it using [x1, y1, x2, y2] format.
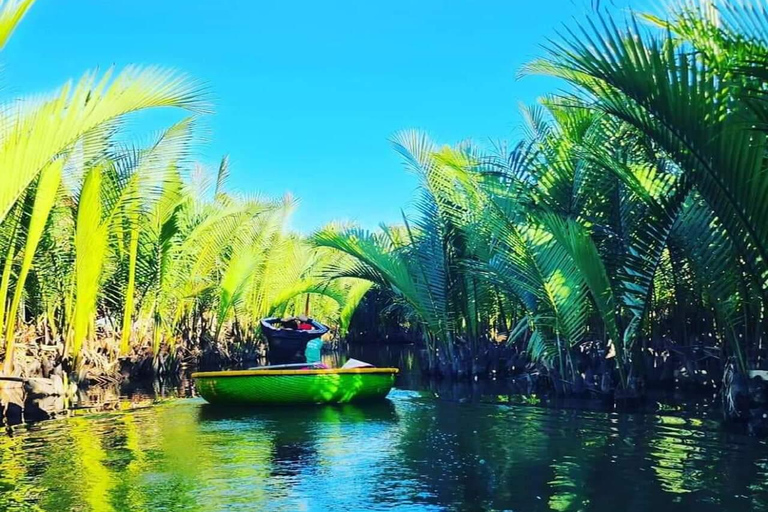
[0, 392, 767, 511]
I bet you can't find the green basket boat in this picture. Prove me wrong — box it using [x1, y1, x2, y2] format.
[192, 367, 399, 405]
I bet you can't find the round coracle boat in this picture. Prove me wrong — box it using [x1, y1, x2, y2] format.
[192, 366, 399, 405]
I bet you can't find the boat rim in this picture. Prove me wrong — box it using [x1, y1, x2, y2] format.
[191, 367, 400, 378]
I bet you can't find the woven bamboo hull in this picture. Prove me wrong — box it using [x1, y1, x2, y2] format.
[192, 368, 398, 405]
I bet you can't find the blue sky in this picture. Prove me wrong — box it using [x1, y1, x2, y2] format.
[4, 0, 648, 231]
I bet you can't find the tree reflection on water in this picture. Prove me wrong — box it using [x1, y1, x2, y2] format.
[0, 392, 766, 511]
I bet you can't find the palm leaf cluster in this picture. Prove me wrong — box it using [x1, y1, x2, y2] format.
[317, 0, 768, 391]
[0, 0, 363, 377]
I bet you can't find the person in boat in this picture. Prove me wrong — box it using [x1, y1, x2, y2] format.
[291, 316, 323, 364]
[305, 336, 323, 366]
[278, 315, 314, 331]
[277, 317, 296, 330]
[296, 315, 314, 330]
[264, 315, 326, 367]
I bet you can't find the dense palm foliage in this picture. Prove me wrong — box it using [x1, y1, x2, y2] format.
[316, 0, 768, 399]
[0, 0, 367, 379]
[3, 0, 768, 407]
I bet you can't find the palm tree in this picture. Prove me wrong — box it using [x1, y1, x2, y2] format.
[0, 0, 349, 378]
[0, 0, 207, 373]
[526, 0, 768, 377]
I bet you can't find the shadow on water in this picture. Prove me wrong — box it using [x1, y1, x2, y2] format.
[328, 344, 723, 418]
[1, 377, 190, 429]
[197, 399, 398, 424]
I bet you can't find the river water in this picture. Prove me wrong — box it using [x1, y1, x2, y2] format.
[1, 348, 767, 511]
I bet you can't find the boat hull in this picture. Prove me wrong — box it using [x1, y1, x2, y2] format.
[192, 368, 398, 405]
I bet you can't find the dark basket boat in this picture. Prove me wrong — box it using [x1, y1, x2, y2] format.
[261, 317, 329, 364]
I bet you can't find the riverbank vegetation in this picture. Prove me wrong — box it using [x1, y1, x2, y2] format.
[316, 0, 768, 426]
[0, 0, 367, 384]
[1, 0, 768, 430]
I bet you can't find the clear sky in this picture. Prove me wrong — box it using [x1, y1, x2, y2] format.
[3, 0, 649, 231]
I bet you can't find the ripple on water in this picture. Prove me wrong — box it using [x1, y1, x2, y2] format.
[0, 393, 766, 511]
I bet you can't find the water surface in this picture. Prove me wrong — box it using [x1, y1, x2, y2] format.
[1, 388, 767, 511]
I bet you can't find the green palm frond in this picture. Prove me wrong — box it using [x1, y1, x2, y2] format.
[530, 7, 768, 298]
[3, 158, 63, 368]
[0, 0, 34, 50]
[70, 165, 108, 360]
